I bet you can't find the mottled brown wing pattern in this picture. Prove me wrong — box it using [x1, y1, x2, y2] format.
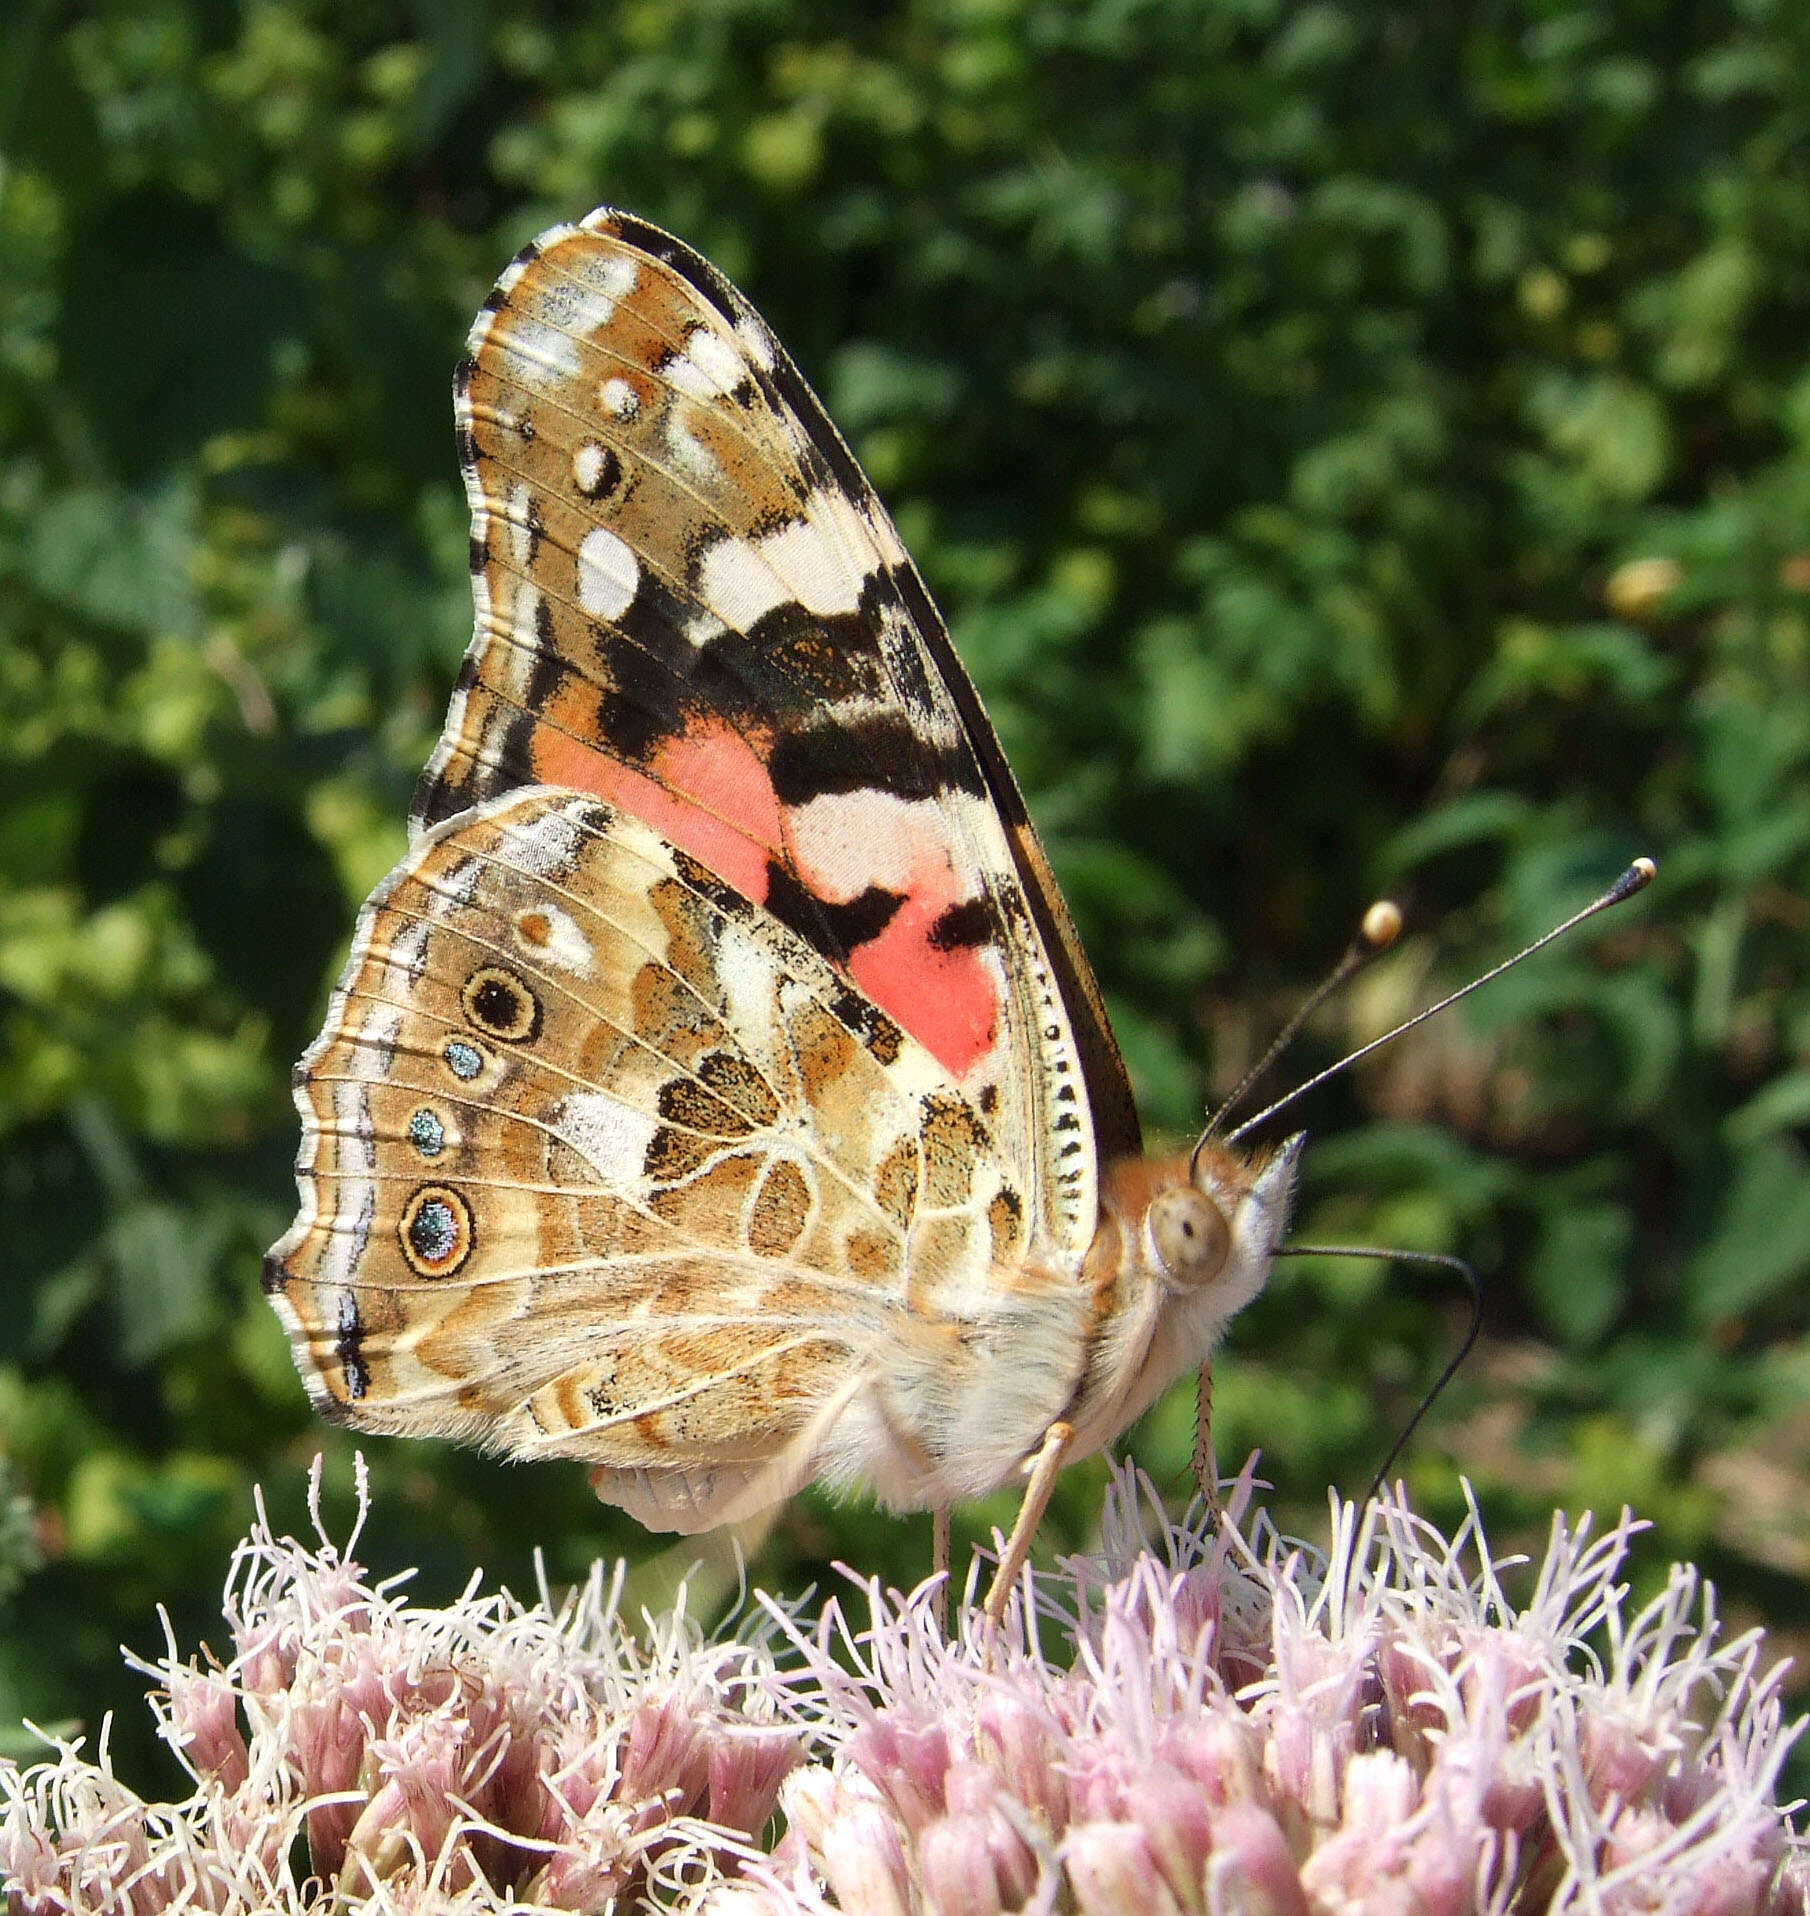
[415, 210, 1138, 1254]
[265, 788, 1096, 1532]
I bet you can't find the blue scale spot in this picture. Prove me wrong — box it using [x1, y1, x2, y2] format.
[409, 1198, 459, 1264]
[444, 1040, 483, 1080]
[409, 1108, 446, 1157]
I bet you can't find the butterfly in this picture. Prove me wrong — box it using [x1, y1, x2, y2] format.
[264, 209, 1300, 1614]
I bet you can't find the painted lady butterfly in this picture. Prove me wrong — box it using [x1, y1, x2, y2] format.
[264, 210, 1299, 1610]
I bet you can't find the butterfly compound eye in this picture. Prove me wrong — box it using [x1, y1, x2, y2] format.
[1145, 1186, 1232, 1291]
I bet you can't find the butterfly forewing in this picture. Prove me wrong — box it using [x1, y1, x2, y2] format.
[418, 210, 1136, 1254]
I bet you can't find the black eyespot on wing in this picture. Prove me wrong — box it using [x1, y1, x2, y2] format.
[408, 1107, 447, 1158]
[399, 1186, 474, 1278]
[573, 442, 624, 500]
[443, 1038, 487, 1081]
[462, 965, 542, 1043]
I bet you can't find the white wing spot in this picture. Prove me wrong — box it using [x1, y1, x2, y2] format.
[506, 480, 535, 567]
[511, 806, 586, 879]
[667, 414, 721, 484]
[333, 1069, 379, 1168]
[688, 327, 746, 392]
[552, 1092, 659, 1190]
[735, 314, 777, 372]
[600, 377, 640, 420]
[682, 608, 729, 651]
[668, 328, 744, 400]
[665, 356, 715, 403]
[385, 918, 430, 984]
[714, 927, 784, 1077]
[577, 526, 639, 620]
[437, 858, 482, 907]
[696, 539, 776, 630]
[501, 582, 543, 697]
[787, 789, 980, 902]
[698, 497, 877, 630]
[759, 511, 871, 615]
[513, 902, 594, 974]
[501, 317, 581, 388]
[572, 440, 608, 493]
[574, 250, 640, 302]
[530, 276, 621, 343]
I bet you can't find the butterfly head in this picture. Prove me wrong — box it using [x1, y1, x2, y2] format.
[1078, 1133, 1302, 1452]
[1154, 1131, 1302, 1310]
[1104, 1132, 1301, 1306]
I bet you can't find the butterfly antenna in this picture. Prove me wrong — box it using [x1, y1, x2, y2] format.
[1193, 900, 1404, 1173]
[1223, 859, 1656, 1149]
[1272, 1241, 1483, 1507]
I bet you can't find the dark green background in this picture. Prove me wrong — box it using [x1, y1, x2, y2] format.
[3, 0, 1808, 1802]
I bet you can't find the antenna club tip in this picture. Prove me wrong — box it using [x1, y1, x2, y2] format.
[1361, 900, 1404, 950]
[1608, 856, 1657, 903]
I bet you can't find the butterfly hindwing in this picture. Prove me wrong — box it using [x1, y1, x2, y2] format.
[266, 788, 1094, 1527]
[417, 210, 1138, 1256]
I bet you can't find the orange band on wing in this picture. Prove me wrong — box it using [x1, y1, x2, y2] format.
[848, 898, 997, 1083]
[530, 721, 780, 907]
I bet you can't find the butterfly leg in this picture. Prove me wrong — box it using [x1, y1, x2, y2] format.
[931, 1506, 951, 1636]
[1193, 1360, 1223, 1527]
[981, 1420, 1074, 1626]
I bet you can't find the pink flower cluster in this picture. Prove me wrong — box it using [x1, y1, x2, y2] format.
[724, 1467, 1810, 1916]
[2, 1458, 1805, 1915]
[0, 1459, 798, 1912]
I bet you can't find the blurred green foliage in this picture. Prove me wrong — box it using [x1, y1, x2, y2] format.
[3, 0, 1809, 1795]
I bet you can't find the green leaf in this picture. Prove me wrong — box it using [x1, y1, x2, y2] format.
[1526, 1200, 1631, 1347]
[23, 484, 200, 638]
[1686, 1139, 1810, 1326]
[1726, 1072, 1810, 1147]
